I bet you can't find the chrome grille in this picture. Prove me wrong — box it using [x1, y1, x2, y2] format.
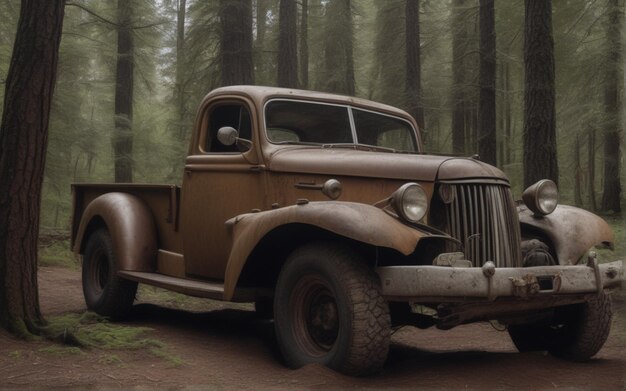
[442, 183, 521, 267]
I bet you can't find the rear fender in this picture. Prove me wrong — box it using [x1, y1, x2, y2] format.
[519, 204, 614, 265]
[223, 201, 429, 300]
[73, 192, 158, 272]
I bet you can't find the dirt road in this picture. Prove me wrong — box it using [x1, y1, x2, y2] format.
[1, 266, 624, 389]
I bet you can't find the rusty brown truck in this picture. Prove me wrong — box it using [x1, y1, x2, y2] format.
[71, 86, 623, 376]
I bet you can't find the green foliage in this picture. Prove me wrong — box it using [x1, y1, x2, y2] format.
[38, 239, 77, 270]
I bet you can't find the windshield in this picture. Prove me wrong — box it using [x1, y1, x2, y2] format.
[264, 99, 418, 152]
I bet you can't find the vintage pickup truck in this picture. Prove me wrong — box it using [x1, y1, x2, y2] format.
[71, 86, 623, 375]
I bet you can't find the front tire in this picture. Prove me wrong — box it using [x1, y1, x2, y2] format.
[274, 243, 390, 376]
[82, 229, 137, 319]
[508, 292, 612, 361]
[548, 292, 613, 361]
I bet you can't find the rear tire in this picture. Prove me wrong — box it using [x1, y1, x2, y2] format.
[82, 229, 137, 319]
[274, 243, 390, 376]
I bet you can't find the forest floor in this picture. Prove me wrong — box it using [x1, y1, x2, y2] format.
[0, 264, 624, 390]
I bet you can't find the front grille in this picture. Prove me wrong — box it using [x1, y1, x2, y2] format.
[437, 182, 522, 268]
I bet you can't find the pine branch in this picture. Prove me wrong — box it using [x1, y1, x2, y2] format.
[65, 2, 168, 30]
[65, 2, 118, 26]
[62, 31, 110, 46]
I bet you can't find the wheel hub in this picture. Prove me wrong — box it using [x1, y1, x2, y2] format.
[307, 291, 338, 350]
[92, 249, 109, 293]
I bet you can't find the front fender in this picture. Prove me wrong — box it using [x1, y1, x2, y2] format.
[519, 204, 614, 265]
[73, 192, 158, 272]
[223, 201, 430, 300]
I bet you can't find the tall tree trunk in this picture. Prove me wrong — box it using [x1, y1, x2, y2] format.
[451, 0, 468, 155]
[372, 0, 404, 106]
[344, 0, 355, 96]
[497, 62, 503, 163]
[523, 0, 558, 188]
[322, 0, 355, 95]
[478, 0, 496, 165]
[468, 106, 478, 153]
[601, 0, 623, 213]
[574, 135, 583, 206]
[278, 0, 298, 87]
[175, 0, 187, 140]
[114, 0, 134, 183]
[0, 0, 64, 336]
[588, 127, 597, 211]
[406, 0, 424, 131]
[504, 61, 512, 164]
[300, 0, 309, 89]
[255, 0, 268, 84]
[220, 0, 254, 86]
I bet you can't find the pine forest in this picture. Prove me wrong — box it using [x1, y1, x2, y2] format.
[0, 0, 624, 231]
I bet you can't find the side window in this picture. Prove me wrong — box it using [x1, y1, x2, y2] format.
[206, 103, 252, 153]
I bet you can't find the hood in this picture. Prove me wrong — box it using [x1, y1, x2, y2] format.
[266, 147, 508, 182]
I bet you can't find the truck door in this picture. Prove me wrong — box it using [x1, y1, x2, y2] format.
[181, 97, 266, 280]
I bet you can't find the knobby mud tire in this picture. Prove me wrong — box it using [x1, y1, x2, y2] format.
[508, 292, 612, 361]
[274, 242, 391, 376]
[548, 292, 613, 361]
[82, 229, 137, 319]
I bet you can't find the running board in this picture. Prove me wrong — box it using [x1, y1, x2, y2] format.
[118, 271, 225, 300]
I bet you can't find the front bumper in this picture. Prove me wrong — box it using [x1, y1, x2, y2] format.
[376, 256, 623, 301]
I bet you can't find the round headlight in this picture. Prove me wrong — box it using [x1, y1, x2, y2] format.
[391, 183, 428, 223]
[522, 179, 558, 216]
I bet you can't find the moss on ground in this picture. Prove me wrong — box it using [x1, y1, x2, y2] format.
[39, 312, 182, 366]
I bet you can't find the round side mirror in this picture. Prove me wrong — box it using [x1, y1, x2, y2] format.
[217, 126, 238, 146]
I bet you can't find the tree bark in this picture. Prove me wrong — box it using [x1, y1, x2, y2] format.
[278, 0, 298, 88]
[299, 0, 309, 89]
[504, 61, 512, 164]
[588, 127, 597, 211]
[175, 0, 187, 140]
[601, 0, 623, 213]
[344, 0, 355, 96]
[478, 0, 496, 165]
[0, 0, 64, 336]
[574, 135, 583, 206]
[372, 0, 405, 108]
[523, 0, 558, 188]
[405, 0, 424, 130]
[254, 0, 268, 84]
[220, 0, 254, 86]
[451, 0, 468, 155]
[322, 0, 355, 95]
[113, 0, 134, 183]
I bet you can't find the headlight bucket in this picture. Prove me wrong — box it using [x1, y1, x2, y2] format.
[522, 179, 558, 216]
[391, 183, 428, 223]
